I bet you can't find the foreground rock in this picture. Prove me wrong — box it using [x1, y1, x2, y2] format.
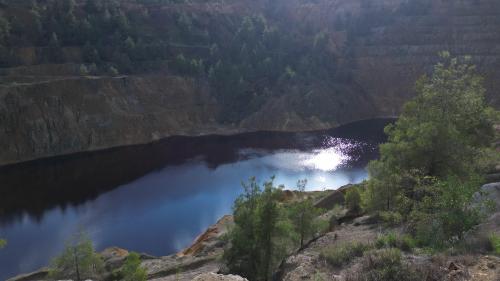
[6, 268, 50, 281]
[144, 216, 234, 281]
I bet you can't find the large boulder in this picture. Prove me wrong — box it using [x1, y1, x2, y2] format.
[313, 184, 355, 210]
[101, 247, 129, 270]
[474, 182, 500, 211]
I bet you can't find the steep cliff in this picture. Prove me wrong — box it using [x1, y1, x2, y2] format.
[1, 0, 500, 165]
[0, 75, 221, 164]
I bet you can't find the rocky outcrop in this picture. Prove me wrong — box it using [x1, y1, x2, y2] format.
[143, 216, 234, 281]
[5, 268, 49, 281]
[179, 215, 233, 257]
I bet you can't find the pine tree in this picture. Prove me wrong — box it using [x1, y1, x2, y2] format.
[224, 177, 296, 281]
[288, 180, 325, 248]
[49, 233, 104, 281]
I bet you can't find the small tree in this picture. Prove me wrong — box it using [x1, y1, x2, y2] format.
[49, 233, 104, 281]
[121, 252, 147, 281]
[289, 179, 326, 247]
[224, 177, 296, 281]
[345, 187, 361, 213]
[0, 15, 11, 45]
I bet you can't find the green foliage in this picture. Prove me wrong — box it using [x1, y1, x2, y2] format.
[49, 233, 104, 281]
[375, 232, 416, 252]
[364, 53, 498, 248]
[209, 14, 338, 123]
[490, 233, 500, 255]
[346, 248, 423, 281]
[79, 64, 89, 75]
[370, 52, 495, 184]
[320, 241, 370, 267]
[172, 54, 204, 76]
[409, 175, 485, 248]
[345, 188, 361, 212]
[288, 180, 327, 247]
[108, 66, 119, 76]
[0, 15, 10, 45]
[378, 211, 403, 226]
[121, 252, 147, 281]
[0, 239, 6, 249]
[224, 177, 297, 281]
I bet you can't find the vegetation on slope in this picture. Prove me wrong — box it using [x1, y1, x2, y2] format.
[362, 52, 499, 249]
[0, 0, 343, 123]
[48, 233, 147, 281]
[224, 177, 326, 281]
[223, 54, 499, 280]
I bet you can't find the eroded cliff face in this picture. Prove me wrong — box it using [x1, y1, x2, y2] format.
[0, 76, 222, 165]
[1, 0, 500, 165]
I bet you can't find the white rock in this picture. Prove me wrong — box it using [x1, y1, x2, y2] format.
[192, 272, 248, 281]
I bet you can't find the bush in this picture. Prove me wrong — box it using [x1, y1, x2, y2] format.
[108, 66, 119, 76]
[345, 188, 361, 212]
[378, 211, 403, 226]
[410, 175, 485, 249]
[79, 64, 89, 75]
[121, 252, 147, 281]
[320, 241, 370, 267]
[375, 232, 416, 252]
[346, 248, 423, 281]
[490, 233, 500, 255]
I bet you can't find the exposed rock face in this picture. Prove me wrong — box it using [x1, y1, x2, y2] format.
[0, 75, 221, 165]
[179, 215, 233, 257]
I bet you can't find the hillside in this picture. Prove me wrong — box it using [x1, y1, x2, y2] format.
[1, 0, 500, 165]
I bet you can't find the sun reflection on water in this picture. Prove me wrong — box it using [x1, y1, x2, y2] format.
[239, 136, 368, 173]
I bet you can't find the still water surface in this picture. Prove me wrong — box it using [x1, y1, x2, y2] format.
[0, 118, 393, 280]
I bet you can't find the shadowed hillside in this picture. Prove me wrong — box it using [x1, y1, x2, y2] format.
[1, 0, 499, 165]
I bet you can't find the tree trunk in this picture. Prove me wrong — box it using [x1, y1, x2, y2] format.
[73, 247, 81, 281]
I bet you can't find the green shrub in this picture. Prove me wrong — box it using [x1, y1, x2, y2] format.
[108, 66, 119, 76]
[375, 232, 397, 249]
[320, 241, 370, 267]
[49, 233, 104, 281]
[345, 188, 361, 212]
[346, 248, 423, 281]
[375, 232, 416, 252]
[0, 239, 6, 249]
[379, 211, 403, 226]
[121, 252, 147, 281]
[490, 233, 500, 255]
